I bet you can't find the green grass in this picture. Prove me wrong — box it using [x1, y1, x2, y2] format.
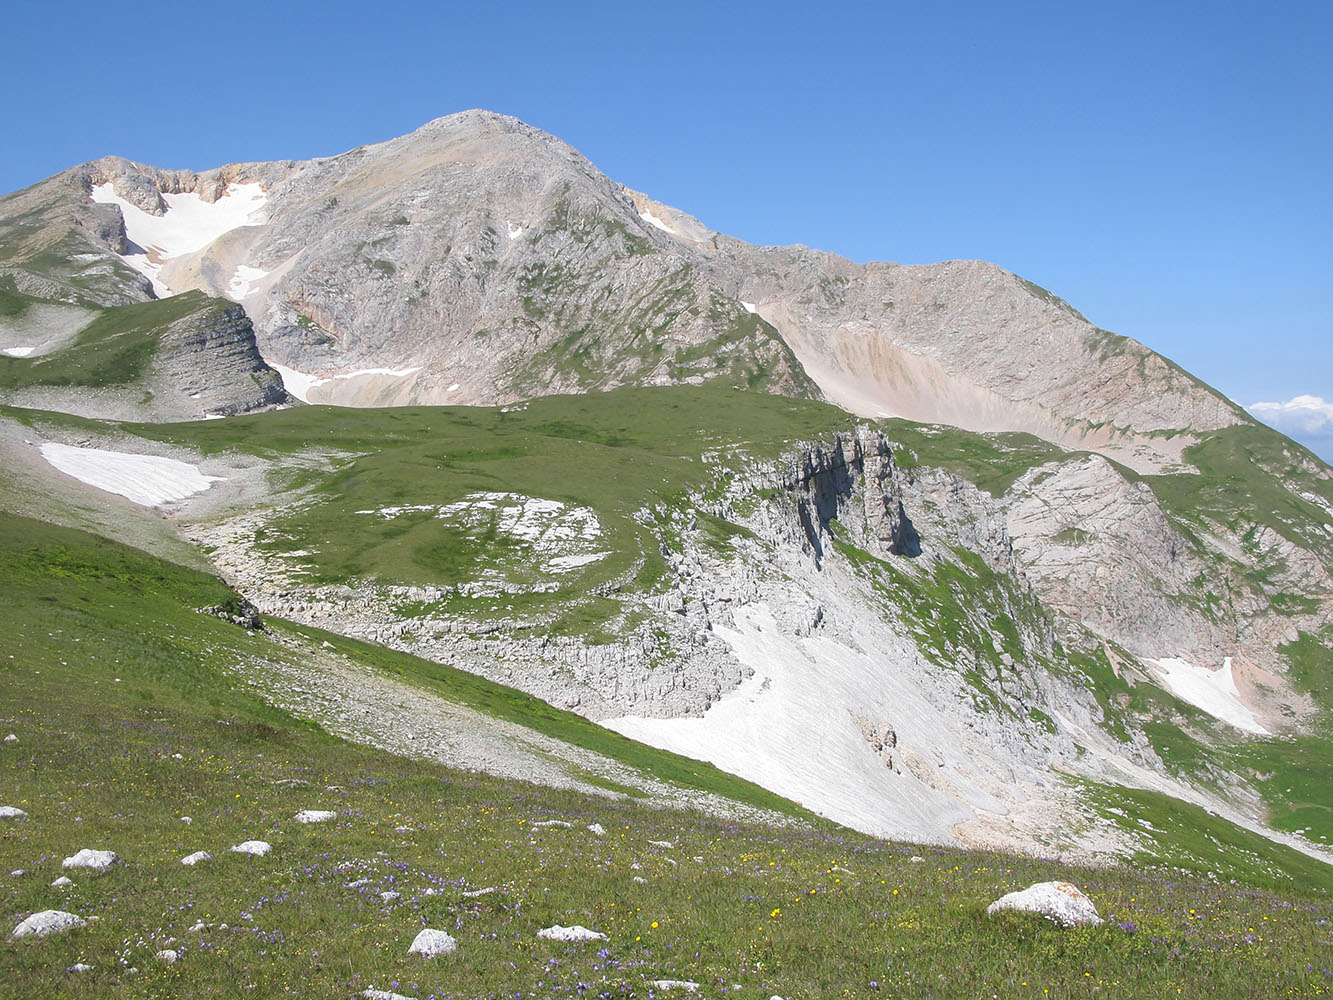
[0, 292, 217, 390]
[878, 419, 1072, 496]
[1144, 423, 1333, 559]
[3, 516, 1332, 998]
[1084, 782, 1333, 893]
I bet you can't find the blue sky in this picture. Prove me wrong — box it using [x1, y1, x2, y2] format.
[3, 1, 1329, 457]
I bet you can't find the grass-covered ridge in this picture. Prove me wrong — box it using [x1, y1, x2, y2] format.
[3, 519, 1331, 998]
[0, 291, 220, 390]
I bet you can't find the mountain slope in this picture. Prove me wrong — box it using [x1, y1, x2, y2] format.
[1, 111, 1331, 882]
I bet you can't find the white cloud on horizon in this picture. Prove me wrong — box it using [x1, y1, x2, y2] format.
[1247, 394, 1333, 434]
[1247, 394, 1333, 462]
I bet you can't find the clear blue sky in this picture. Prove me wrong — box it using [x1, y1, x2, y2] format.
[4, 1, 1330, 456]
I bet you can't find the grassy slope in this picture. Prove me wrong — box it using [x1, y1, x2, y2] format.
[3, 521, 1331, 999]
[0, 291, 219, 390]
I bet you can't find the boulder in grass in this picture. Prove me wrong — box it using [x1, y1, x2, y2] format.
[408, 927, 458, 957]
[11, 910, 86, 939]
[294, 809, 336, 824]
[363, 990, 417, 1000]
[986, 880, 1103, 927]
[0, 806, 26, 819]
[155, 949, 178, 964]
[181, 851, 213, 866]
[536, 924, 607, 942]
[230, 840, 272, 856]
[62, 849, 117, 872]
[50, 876, 73, 888]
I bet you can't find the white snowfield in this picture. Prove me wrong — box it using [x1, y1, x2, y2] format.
[90, 181, 268, 298]
[639, 208, 675, 234]
[986, 880, 1103, 927]
[40, 443, 223, 507]
[266, 361, 423, 404]
[606, 603, 991, 843]
[1146, 656, 1269, 735]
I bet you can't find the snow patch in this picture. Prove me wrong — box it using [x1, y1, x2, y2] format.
[605, 603, 987, 842]
[2, 347, 35, 357]
[507, 222, 524, 240]
[90, 181, 268, 298]
[1146, 656, 1269, 735]
[40, 443, 223, 507]
[229, 264, 270, 299]
[740, 301, 758, 314]
[639, 208, 675, 234]
[265, 362, 422, 404]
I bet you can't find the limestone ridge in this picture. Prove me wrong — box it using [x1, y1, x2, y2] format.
[765, 427, 922, 565]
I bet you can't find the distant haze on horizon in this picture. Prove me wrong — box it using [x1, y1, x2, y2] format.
[2, 1, 1328, 459]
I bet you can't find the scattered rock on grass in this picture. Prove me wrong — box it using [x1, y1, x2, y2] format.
[181, 851, 213, 866]
[532, 820, 572, 829]
[50, 876, 73, 888]
[537, 924, 607, 942]
[587, 823, 605, 836]
[0, 806, 26, 819]
[652, 981, 700, 991]
[408, 927, 458, 957]
[294, 809, 336, 824]
[70, 963, 94, 973]
[363, 990, 416, 1000]
[230, 840, 272, 856]
[11, 910, 87, 939]
[154, 949, 178, 964]
[62, 849, 117, 872]
[986, 880, 1103, 927]
[3, 734, 16, 743]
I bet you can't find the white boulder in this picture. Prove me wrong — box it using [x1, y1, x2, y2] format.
[587, 823, 606, 836]
[181, 851, 213, 866]
[408, 927, 458, 957]
[50, 876, 73, 888]
[155, 949, 178, 964]
[986, 880, 1103, 927]
[230, 840, 272, 856]
[11, 910, 86, 938]
[294, 809, 336, 824]
[0, 806, 26, 819]
[62, 849, 117, 872]
[536, 924, 607, 942]
[363, 990, 417, 1000]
